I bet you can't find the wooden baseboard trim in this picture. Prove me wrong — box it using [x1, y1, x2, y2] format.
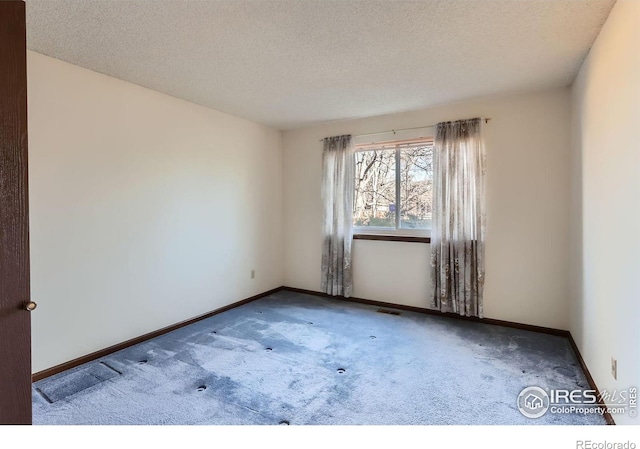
[283, 286, 615, 425]
[282, 286, 568, 337]
[567, 333, 615, 425]
[31, 287, 284, 382]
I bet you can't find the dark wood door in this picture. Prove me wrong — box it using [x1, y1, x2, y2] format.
[0, 0, 32, 425]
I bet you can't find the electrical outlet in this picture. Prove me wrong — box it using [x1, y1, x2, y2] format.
[251, 269, 255, 279]
[611, 357, 617, 380]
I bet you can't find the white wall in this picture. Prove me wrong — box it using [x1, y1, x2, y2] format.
[283, 88, 572, 329]
[570, 0, 640, 425]
[28, 52, 283, 373]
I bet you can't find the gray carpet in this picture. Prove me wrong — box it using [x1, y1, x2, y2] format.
[32, 290, 606, 425]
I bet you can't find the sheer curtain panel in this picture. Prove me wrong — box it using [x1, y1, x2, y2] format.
[321, 135, 354, 297]
[430, 118, 486, 317]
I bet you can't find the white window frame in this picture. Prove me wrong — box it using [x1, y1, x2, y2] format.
[353, 132, 434, 238]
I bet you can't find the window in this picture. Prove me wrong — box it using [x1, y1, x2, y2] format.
[353, 137, 433, 237]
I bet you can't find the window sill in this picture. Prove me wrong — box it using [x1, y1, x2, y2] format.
[353, 234, 431, 244]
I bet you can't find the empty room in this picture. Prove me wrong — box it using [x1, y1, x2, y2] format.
[0, 0, 638, 442]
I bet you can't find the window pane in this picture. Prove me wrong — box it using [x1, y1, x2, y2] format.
[353, 149, 396, 228]
[400, 145, 433, 229]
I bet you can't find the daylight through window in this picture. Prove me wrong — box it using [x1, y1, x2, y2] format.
[353, 137, 433, 234]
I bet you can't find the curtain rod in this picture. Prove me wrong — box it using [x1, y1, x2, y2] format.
[319, 118, 491, 142]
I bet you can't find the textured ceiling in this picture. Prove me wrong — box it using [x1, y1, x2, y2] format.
[25, 0, 615, 129]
